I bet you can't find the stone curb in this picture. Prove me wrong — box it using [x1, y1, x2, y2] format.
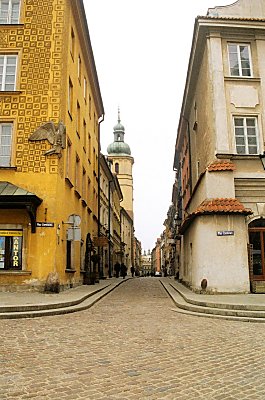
[168, 280, 265, 312]
[160, 280, 265, 323]
[0, 279, 128, 319]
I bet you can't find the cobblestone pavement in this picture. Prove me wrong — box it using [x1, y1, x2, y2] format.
[1, 278, 265, 400]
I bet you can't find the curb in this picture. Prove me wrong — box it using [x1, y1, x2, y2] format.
[0, 279, 128, 319]
[160, 279, 265, 323]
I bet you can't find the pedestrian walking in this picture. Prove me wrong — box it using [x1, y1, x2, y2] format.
[114, 262, 120, 278]
[120, 263, 127, 279]
[130, 266, 135, 277]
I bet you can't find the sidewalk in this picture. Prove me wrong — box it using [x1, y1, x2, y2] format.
[161, 277, 265, 322]
[0, 277, 129, 319]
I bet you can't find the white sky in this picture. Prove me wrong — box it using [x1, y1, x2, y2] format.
[84, 0, 232, 251]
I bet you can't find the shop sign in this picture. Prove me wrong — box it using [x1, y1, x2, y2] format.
[217, 231, 234, 236]
[36, 222, 55, 228]
[0, 230, 23, 237]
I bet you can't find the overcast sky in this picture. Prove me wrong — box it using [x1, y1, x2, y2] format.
[84, 0, 232, 251]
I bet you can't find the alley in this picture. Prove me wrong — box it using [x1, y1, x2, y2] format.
[1, 278, 265, 400]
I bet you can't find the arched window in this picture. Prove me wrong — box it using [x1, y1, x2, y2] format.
[115, 162, 119, 174]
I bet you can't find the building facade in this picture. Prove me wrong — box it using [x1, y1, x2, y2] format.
[99, 154, 123, 278]
[174, 0, 265, 293]
[107, 111, 134, 270]
[141, 250, 152, 276]
[0, 0, 104, 290]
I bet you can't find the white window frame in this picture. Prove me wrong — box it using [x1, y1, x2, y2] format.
[0, 54, 17, 91]
[228, 43, 253, 77]
[233, 116, 259, 155]
[0, 122, 13, 166]
[0, 0, 20, 24]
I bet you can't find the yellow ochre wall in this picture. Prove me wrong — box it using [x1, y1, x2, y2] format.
[0, 0, 103, 290]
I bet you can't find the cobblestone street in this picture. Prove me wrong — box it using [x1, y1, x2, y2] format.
[1, 278, 265, 399]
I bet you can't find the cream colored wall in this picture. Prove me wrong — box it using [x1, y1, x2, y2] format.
[108, 155, 134, 218]
[188, 39, 216, 188]
[183, 215, 250, 293]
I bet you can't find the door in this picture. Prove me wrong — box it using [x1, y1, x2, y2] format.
[249, 219, 265, 282]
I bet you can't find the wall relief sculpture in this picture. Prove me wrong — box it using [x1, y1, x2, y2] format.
[29, 121, 66, 156]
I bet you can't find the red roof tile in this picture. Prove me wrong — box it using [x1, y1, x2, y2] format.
[179, 198, 252, 234]
[194, 198, 252, 215]
[207, 161, 236, 172]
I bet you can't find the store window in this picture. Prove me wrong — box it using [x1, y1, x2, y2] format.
[0, 230, 22, 270]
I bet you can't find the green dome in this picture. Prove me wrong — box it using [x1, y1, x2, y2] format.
[107, 109, 131, 156]
[114, 121, 125, 132]
[107, 141, 131, 155]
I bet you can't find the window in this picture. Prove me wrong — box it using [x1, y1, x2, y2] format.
[89, 94, 91, 119]
[0, 0, 20, 24]
[233, 116, 259, 155]
[70, 27, 75, 59]
[66, 138, 72, 179]
[75, 153, 80, 191]
[0, 55, 17, 91]
[0, 122, 12, 166]
[228, 44, 252, 77]
[84, 77, 87, 101]
[68, 78, 73, 116]
[83, 119, 87, 151]
[76, 101, 80, 137]
[78, 55, 81, 82]
[115, 162, 119, 174]
[88, 133, 91, 161]
[82, 167, 86, 198]
[0, 230, 22, 270]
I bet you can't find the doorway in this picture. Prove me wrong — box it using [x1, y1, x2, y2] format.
[248, 219, 265, 289]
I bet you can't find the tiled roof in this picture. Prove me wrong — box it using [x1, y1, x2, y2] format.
[200, 15, 265, 22]
[179, 198, 252, 234]
[207, 161, 236, 172]
[193, 198, 252, 215]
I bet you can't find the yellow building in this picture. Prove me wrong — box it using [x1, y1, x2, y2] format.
[99, 154, 122, 278]
[0, 0, 104, 290]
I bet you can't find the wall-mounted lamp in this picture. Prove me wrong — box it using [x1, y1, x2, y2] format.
[260, 153, 265, 170]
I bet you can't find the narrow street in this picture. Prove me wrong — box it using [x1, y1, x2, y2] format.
[1, 278, 265, 399]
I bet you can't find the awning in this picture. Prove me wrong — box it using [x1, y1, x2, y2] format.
[0, 182, 43, 233]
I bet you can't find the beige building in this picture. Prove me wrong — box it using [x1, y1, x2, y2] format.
[141, 250, 152, 276]
[174, 0, 265, 293]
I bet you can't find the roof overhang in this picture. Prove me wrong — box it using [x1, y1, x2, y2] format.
[0, 182, 43, 233]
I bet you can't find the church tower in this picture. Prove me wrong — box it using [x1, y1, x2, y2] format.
[107, 110, 134, 219]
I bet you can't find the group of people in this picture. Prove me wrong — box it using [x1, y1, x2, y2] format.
[114, 262, 136, 279]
